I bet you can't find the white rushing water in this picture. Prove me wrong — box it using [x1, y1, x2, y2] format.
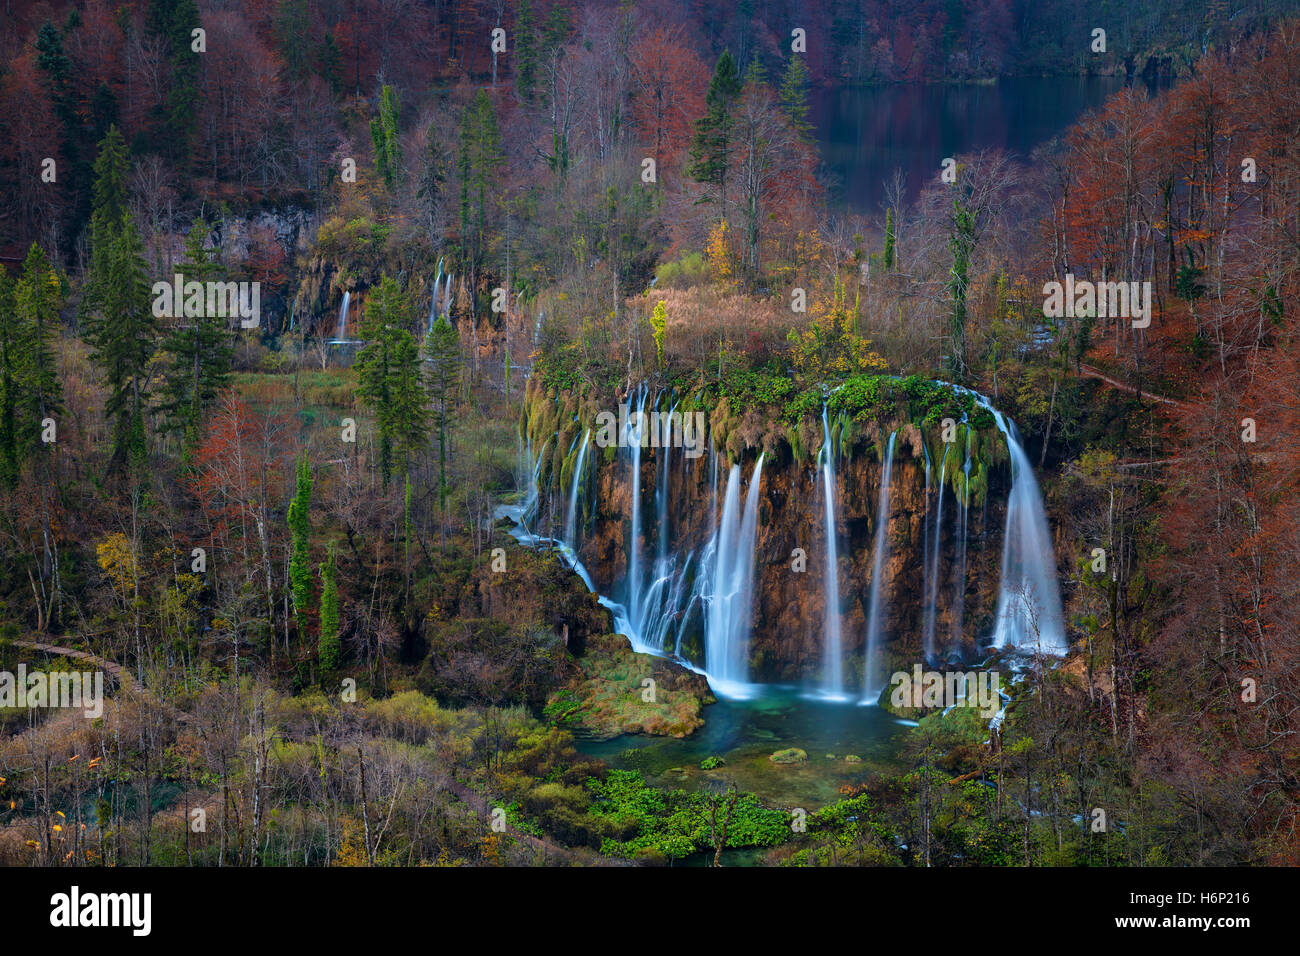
[818, 408, 847, 699]
[923, 445, 947, 660]
[564, 430, 590, 547]
[948, 387, 1067, 655]
[334, 290, 350, 341]
[507, 379, 1068, 704]
[986, 417, 1068, 654]
[427, 257, 444, 334]
[703, 455, 765, 698]
[951, 422, 973, 653]
[862, 432, 897, 702]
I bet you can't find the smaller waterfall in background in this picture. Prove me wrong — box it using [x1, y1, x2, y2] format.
[818, 408, 847, 699]
[862, 432, 898, 702]
[427, 258, 444, 334]
[442, 275, 454, 319]
[334, 291, 350, 341]
[564, 430, 591, 546]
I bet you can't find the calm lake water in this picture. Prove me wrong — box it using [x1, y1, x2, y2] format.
[575, 687, 909, 809]
[812, 77, 1153, 217]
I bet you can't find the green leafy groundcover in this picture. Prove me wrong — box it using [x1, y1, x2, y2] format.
[585, 769, 788, 860]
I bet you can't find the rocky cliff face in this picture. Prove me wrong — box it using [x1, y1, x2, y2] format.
[521, 378, 1018, 691]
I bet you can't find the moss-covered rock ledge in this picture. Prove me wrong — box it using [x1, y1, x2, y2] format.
[545, 633, 716, 740]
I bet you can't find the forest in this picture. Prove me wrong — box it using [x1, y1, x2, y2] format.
[0, 0, 1297, 872]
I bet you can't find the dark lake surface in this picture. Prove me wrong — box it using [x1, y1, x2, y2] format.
[812, 77, 1155, 218]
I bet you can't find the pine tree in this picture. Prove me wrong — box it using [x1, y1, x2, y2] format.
[514, 0, 538, 103]
[355, 276, 429, 486]
[83, 127, 130, 318]
[318, 542, 341, 672]
[319, 32, 343, 94]
[370, 84, 402, 191]
[274, 0, 312, 79]
[288, 456, 313, 626]
[85, 214, 156, 469]
[83, 126, 157, 468]
[688, 50, 743, 220]
[778, 54, 813, 144]
[458, 90, 504, 298]
[158, 219, 234, 450]
[11, 245, 64, 459]
[425, 315, 461, 545]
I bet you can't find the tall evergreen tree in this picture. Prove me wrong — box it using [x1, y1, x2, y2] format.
[457, 91, 504, 307]
[0, 250, 61, 488]
[778, 54, 813, 144]
[425, 314, 461, 545]
[12, 246, 65, 457]
[158, 219, 233, 449]
[85, 215, 156, 469]
[355, 276, 429, 486]
[370, 84, 402, 191]
[514, 0, 538, 103]
[83, 126, 130, 319]
[287, 456, 313, 626]
[688, 50, 743, 220]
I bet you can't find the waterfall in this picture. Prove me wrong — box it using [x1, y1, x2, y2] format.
[504, 377, 1069, 708]
[987, 418, 1068, 654]
[335, 291, 350, 340]
[443, 275, 454, 319]
[704, 455, 765, 697]
[427, 258, 443, 334]
[818, 408, 846, 699]
[950, 422, 973, 652]
[624, 386, 648, 638]
[923, 446, 947, 661]
[862, 433, 898, 701]
[656, 400, 677, 572]
[564, 430, 590, 546]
